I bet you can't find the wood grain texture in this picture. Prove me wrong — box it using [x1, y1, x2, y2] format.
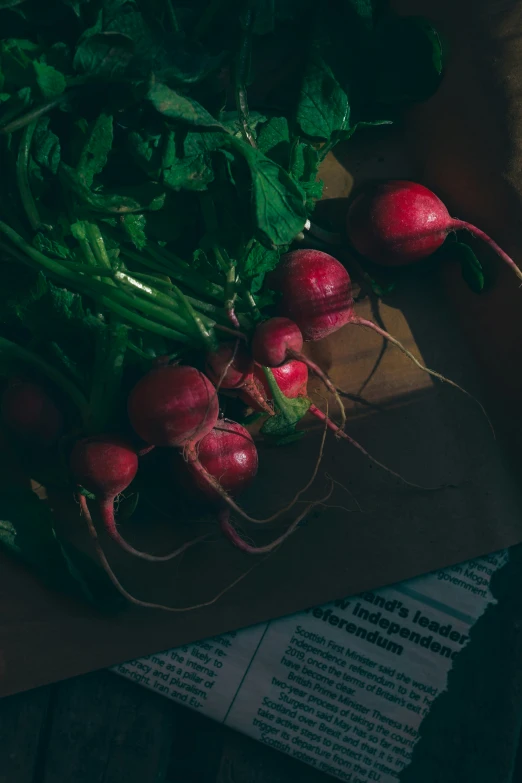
[40, 672, 176, 783]
[0, 685, 51, 783]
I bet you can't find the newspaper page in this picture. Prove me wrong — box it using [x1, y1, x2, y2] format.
[114, 550, 507, 781]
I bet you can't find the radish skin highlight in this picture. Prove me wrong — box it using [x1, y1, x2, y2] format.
[347, 180, 522, 283]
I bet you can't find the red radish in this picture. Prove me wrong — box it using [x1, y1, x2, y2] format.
[272, 249, 491, 426]
[347, 180, 522, 281]
[72, 435, 201, 562]
[181, 420, 258, 504]
[205, 342, 253, 389]
[251, 318, 303, 367]
[205, 341, 273, 415]
[251, 317, 346, 430]
[271, 249, 353, 341]
[1, 380, 63, 447]
[127, 362, 316, 526]
[128, 365, 219, 448]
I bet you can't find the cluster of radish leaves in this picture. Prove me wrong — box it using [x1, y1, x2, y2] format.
[0, 0, 446, 608]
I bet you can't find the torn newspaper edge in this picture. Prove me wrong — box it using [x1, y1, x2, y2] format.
[114, 550, 507, 782]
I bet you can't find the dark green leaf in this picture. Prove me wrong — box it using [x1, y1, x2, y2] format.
[0, 487, 124, 612]
[0, 268, 105, 371]
[220, 111, 266, 137]
[0, 38, 40, 90]
[73, 32, 134, 79]
[161, 128, 227, 192]
[455, 242, 485, 293]
[33, 232, 70, 259]
[122, 213, 147, 249]
[32, 116, 61, 174]
[257, 116, 291, 167]
[32, 61, 66, 99]
[60, 162, 166, 213]
[261, 395, 311, 439]
[148, 82, 225, 129]
[241, 241, 280, 293]
[127, 128, 163, 178]
[231, 139, 307, 247]
[77, 113, 114, 187]
[296, 51, 350, 140]
[0, 86, 32, 128]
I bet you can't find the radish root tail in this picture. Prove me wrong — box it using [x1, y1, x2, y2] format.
[81, 498, 265, 612]
[79, 494, 207, 562]
[309, 404, 449, 491]
[349, 317, 494, 436]
[219, 477, 334, 554]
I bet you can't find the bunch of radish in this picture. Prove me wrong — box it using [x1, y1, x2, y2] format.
[70, 245, 484, 565]
[2, 176, 509, 612]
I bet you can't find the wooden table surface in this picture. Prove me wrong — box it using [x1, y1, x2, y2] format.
[3, 665, 522, 782]
[0, 670, 334, 783]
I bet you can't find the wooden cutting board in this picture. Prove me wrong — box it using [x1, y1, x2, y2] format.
[2, 0, 522, 698]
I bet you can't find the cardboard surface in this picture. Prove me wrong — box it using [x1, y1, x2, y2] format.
[2, 0, 522, 698]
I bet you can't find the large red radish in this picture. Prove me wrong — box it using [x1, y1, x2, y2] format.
[270, 249, 353, 341]
[347, 180, 522, 282]
[128, 365, 219, 448]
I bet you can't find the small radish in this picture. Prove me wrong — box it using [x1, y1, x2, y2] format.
[243, 360, 308, 407]
[180, 419, 258, 504]
[243, 360, 426, 488]
[128, 365, 219, 448]
[205, 341, 273, 415]
[251, 317, 346, 430]
[72, 435, 200, 562]
[1, 380, 63, 447]
[347, 180, 522, 281]
[271, 249, 491, 426]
